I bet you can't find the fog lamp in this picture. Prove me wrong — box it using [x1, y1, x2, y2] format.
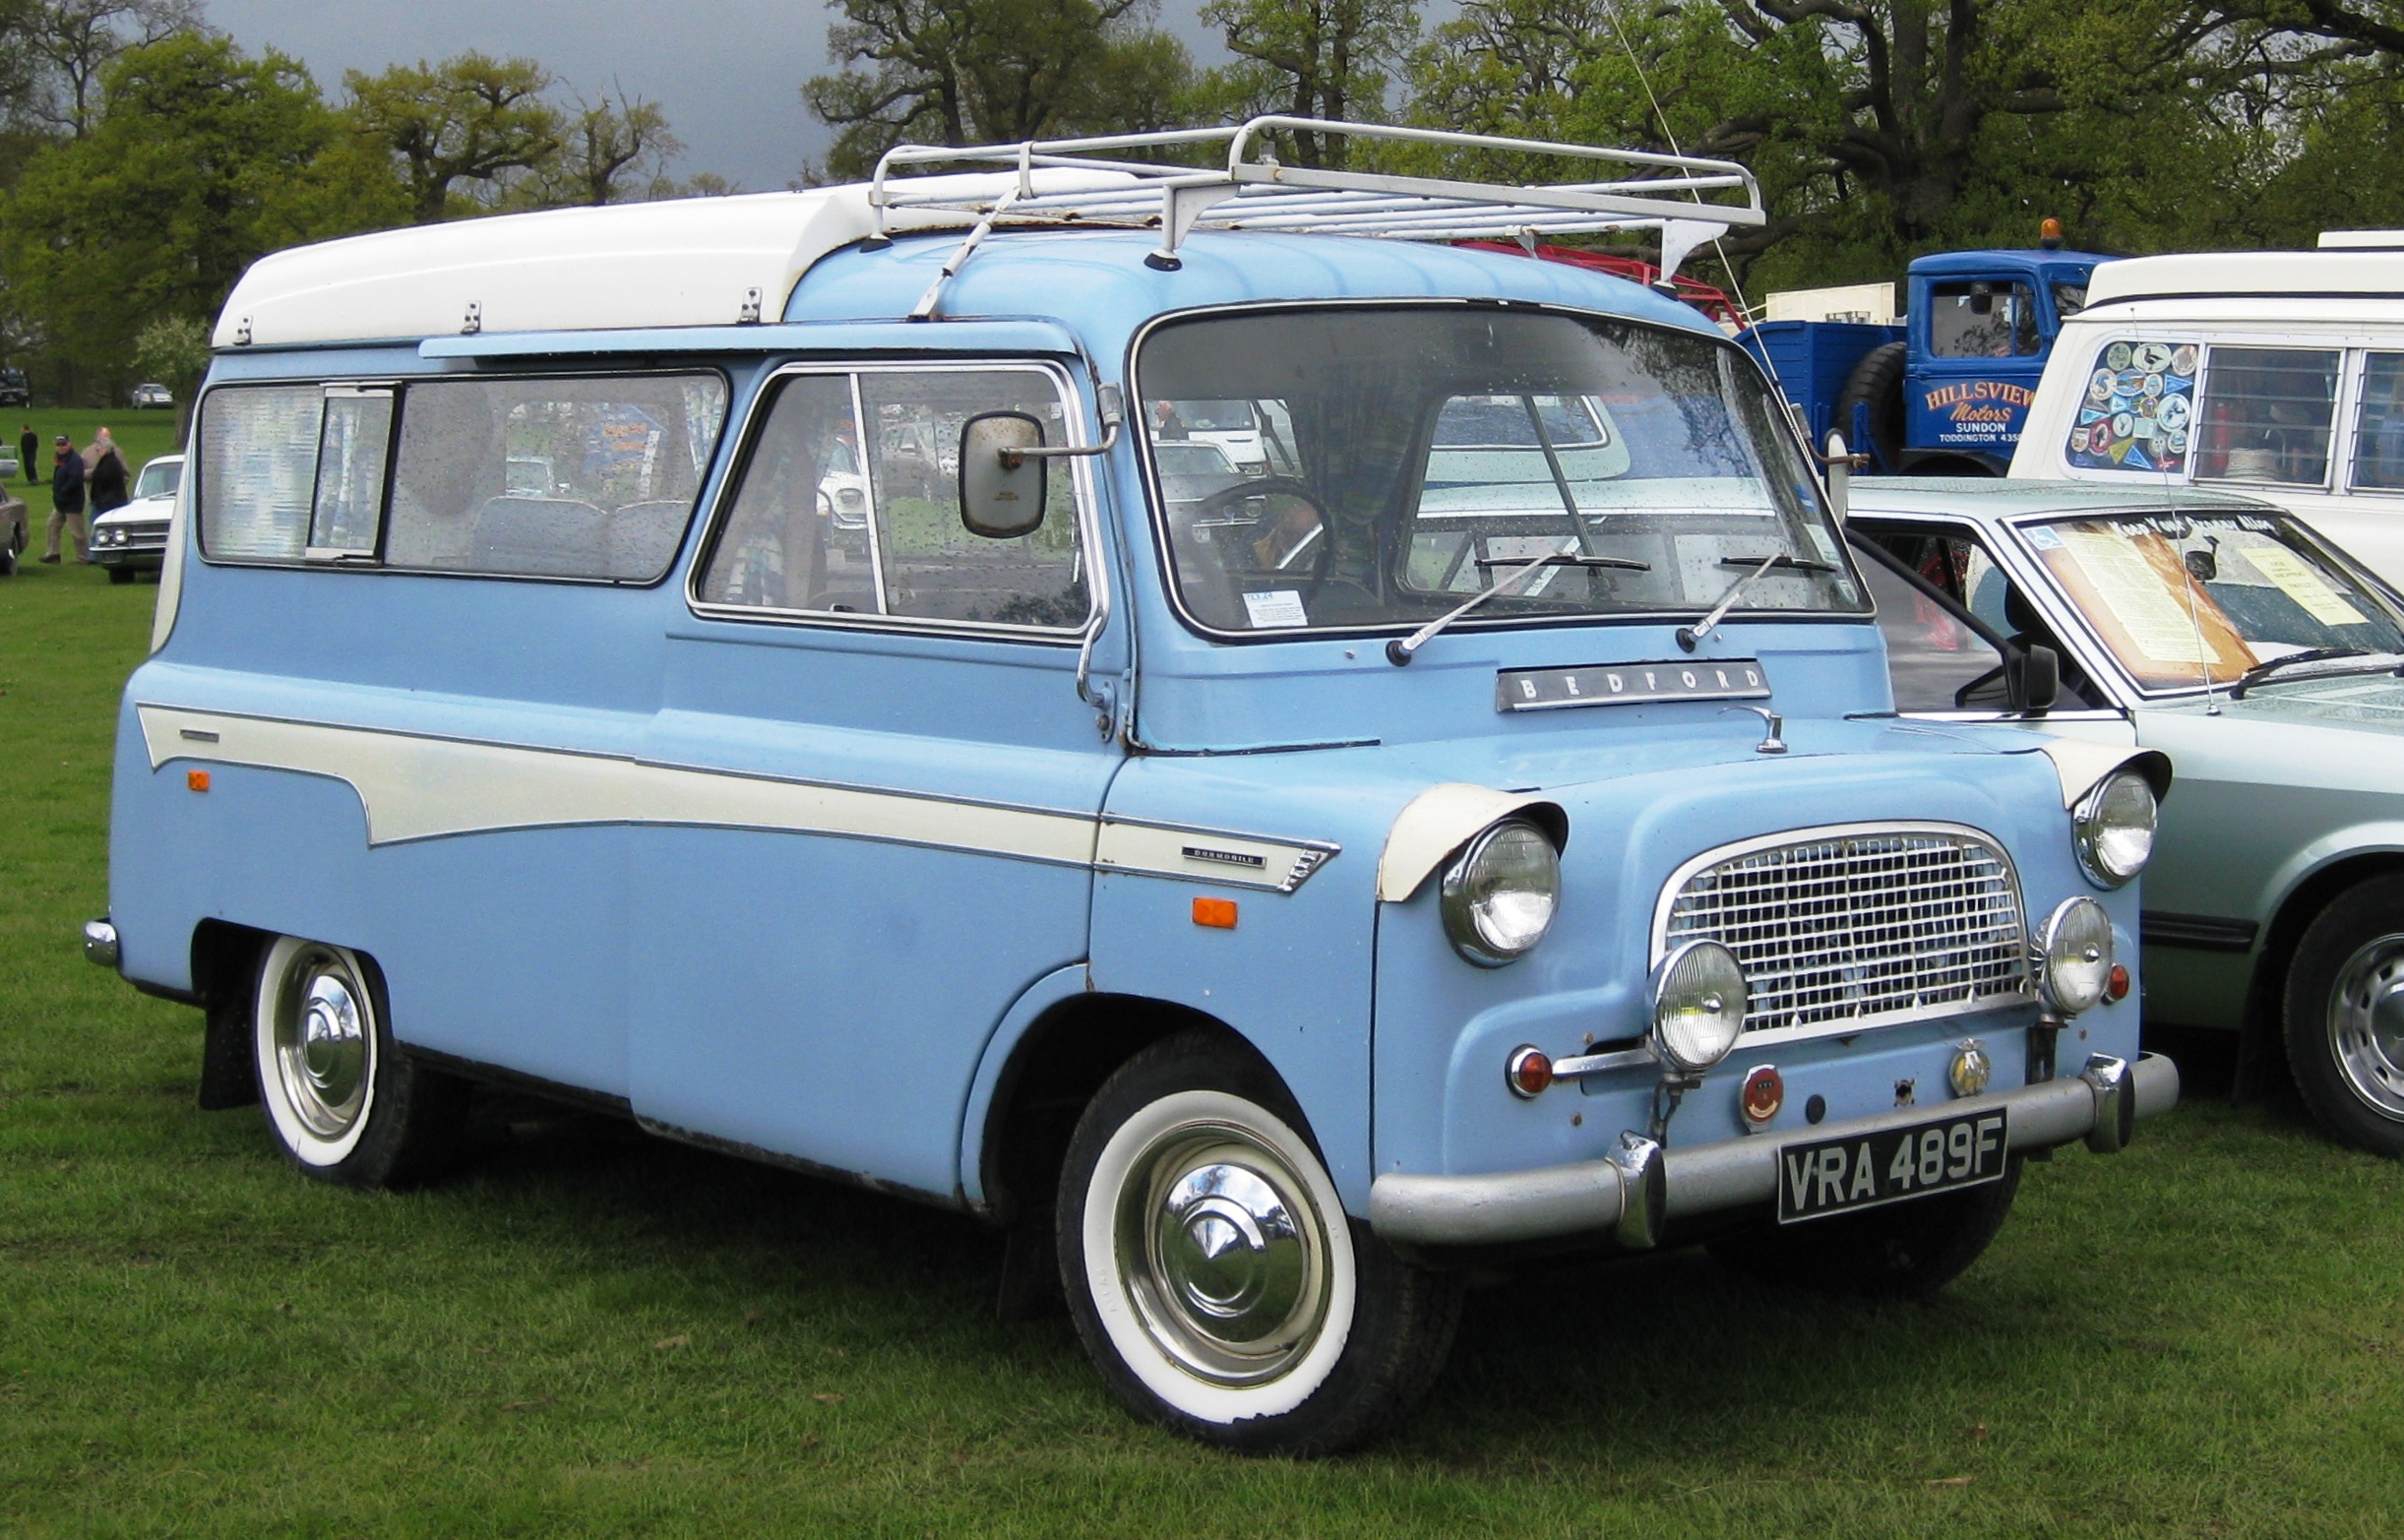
[2039, 896, 2114, 1016]
[1650, 940, 1748, 1074]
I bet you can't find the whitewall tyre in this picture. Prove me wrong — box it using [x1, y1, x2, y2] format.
[1057, 1031, 1459, 1454]
[252, 935, 468, 1189]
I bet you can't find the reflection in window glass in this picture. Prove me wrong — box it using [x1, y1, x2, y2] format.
[309, 391, 392, 553]
[859, 370, 1086, 628]
[696, 374, 874, 612]
[2353, 353, 2404, 491]
[2052, 283, 2088, 321]
[386, 373, 726, 581]
[197, 385, 321, 559]
[1928, 281, 2039, 358]
[2194, 346, 2340, 486]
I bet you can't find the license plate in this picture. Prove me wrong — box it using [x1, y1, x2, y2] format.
[1775, 1108, 2009, 1224]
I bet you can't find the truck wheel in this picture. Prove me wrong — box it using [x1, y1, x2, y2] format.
[1708, 1159, 2021, 1299]
[252, 935, 468, 1188]
[2284, 875, 2404, 1155]
[1834, 340, 1908, 472]
[1056, 1030, 1460, 1454]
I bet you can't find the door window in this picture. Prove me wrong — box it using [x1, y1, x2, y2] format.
[2352, 353, 2404, 491]
[1928, 281, 2039, 358]
[2194, 346, 2341, 487]
[697, 366, 1091, 633]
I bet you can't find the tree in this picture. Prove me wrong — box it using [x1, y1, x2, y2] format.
[803, 0, 1191, 178]
[27, 0, 204, 137]
[344, 52, 562, 222]
[541, 87, 681, 206]
[1197, 0, 1420, 167]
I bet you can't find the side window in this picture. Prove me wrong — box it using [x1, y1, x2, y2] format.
[385, 373, 727, 581]
[197, 385, 323, 559]
[698, 366, 1090, 633]
[2194, 346, 2341, 487]
[2064, 338, 2196, 474]
[1928, 281, 2039, 358]
[2353, 353, 2404, 492]
[1855, 531, 2005, 711]
[308, 387, 394, 556]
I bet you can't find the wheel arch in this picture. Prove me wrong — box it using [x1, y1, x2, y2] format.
[2247, 846, 2404, 1055]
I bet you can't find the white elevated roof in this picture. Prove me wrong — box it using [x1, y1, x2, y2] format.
[2087, 248, 2404, 307]
[216, 116, 1766, 349]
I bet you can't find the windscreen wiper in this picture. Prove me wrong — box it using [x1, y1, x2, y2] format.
[1677, 553, 1838, 652]
[1387, 552, 1650, 666]
[2228, 647, 2400, 700]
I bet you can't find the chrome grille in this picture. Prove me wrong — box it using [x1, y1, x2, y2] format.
[1659, 825, 2028, 1036]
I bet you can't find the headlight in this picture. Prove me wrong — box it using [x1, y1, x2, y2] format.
[1650, 940, 1749, 1073]
[2039, 896, 2114, 1016]
[2074, 770, 2157, 888]
[1439, 819, 1560, 966]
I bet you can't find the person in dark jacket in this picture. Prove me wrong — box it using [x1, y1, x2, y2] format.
[41, 433, 85, 563]
[88, 427, 129, 522]
[17, 425, 34, 484]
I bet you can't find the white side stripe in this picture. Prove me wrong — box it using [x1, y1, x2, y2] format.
[138, 706, 1336, 890]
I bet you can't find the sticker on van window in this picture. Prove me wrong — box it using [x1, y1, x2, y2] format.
[2065, 338, 2194, 476]
[1242, 589, 1309, 628]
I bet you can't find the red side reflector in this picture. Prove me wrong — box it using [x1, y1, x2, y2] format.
[186, 769, 211, 793]
[2107, 963, 2130, 1002]
[1193, 897, 1238, 929]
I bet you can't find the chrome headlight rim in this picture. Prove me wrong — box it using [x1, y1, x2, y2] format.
[1439, 817, 1562, 968]
[2038, 895, 2115, 1016]
[1649, 939, 1750, 1075]
[2073, 770, 2157, 890]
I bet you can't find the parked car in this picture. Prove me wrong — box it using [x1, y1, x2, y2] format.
[0, 486, 24, 575]
[131, 382, 173, 409]
[1849, 477, 2404, 1154]
[87, 118, 2175, 1454]
[89, 453, 182, 583]
[2010, 235, 2404, 589]
[0, 450, 20, 481]
[0, 367, 29, 407]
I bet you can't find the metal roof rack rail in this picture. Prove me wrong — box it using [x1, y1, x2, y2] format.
[869, 116, 1764, 280]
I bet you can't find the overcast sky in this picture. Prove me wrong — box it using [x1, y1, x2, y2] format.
[205, 0, 1239, 194]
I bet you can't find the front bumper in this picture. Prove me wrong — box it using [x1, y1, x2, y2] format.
[1369, 1051, 2178, 1249]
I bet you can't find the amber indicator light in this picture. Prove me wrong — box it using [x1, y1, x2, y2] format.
[1192, 897, 1238, 929]
[186, 769, 211, 793]
[2106, 963, 2130, 1002]
[1506, 1046, 1554, 1098]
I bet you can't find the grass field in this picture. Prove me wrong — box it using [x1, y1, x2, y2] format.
[6, 562, 2404, 1537]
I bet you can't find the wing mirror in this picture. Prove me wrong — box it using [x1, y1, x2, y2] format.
[958, 411, 1048, 539]
[2006, 643, 2060, 714]
[1823, 429, 1851, 524]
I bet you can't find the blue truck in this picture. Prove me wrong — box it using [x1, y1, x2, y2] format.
[1740, 236, 2113, 475]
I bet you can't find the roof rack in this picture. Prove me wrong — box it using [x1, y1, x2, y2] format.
[868, 117, 1763, 281]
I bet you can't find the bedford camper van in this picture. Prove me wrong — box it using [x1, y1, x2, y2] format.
[2013, 237, 2404, 585]
[86, 119, 2174, 1453]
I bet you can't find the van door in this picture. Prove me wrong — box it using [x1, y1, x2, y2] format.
[1909, 277, 2047, 471]
[629, 361, 1118, 1199]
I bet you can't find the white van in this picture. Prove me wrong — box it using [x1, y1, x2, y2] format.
[2011, 240, 2404, 585]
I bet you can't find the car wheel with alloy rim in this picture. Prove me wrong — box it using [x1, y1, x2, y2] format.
[1056, 1030, 1459, 1454]
[252, 934, 469, 1188]
[2285, 875, 2404, 1156]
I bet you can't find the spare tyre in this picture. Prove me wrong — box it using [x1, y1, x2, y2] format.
[1833, 340, 1908, 473]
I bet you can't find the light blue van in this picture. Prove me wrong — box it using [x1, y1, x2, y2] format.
[88, 121, 2177, 1453]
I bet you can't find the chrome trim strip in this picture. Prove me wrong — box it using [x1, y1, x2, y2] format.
[1369, 1051, 2178, 1246]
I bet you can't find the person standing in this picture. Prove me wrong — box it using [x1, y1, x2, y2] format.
[41, 432, 85, 564]
[17, 424, 34, 484]
[88, 426, 129, 532]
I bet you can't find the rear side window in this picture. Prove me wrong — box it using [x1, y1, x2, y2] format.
[696, 365, 1089, 633]
[2353, 353, 2404, 492]
[2063, 339, 2196, 475]
[195, 370, 728, 581]
[2194, 347, 2341, 487]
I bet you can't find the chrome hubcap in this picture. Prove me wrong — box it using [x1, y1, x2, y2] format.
[1116, 1126, 1329, 1386]
[2328, 935, 2404, 1119]
[273, 949, 371, 1140]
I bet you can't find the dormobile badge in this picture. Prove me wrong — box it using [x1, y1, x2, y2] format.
[1496, 659, 1770, 712]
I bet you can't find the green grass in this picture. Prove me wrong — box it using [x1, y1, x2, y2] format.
[6, 564, 2404, 1536]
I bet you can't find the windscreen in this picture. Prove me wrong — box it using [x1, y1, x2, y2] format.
[1138, 307, 1859, 635]
[2017, 509, 2404, 689]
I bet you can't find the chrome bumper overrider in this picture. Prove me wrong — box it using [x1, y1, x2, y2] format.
[1369, 1051, 2179, 1250]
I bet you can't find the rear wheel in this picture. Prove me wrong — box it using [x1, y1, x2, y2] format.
[1057, 1031, 1459, 1454]
[2284, 876, 2404, 1156]
[1710, 1159, 2022, 1299]
[252, 935, 468, 1188]
[1834, 340, 1908, 472]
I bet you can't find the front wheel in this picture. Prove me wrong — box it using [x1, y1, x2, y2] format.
[253, 935, 468, 1188]
[1709, 1159, 2022, 1299]
[1057, 1031, 1459, 1454]
[2284, 875, 2404, 1155]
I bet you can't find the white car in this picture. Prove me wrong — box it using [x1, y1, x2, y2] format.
[90, 453, 182, 583]
[131, 382, 173, 409]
